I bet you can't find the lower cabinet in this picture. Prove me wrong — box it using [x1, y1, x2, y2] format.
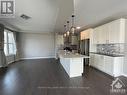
[90, 53, 124, 77]
[60, 57, 83, 78]
[104, 56, 114, 76]
[89, 54, 95, 67]
[90, 54, 105, 72]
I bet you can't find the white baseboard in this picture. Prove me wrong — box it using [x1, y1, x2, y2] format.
[20, 56, 55, 60]
[8, 61, 15, 64]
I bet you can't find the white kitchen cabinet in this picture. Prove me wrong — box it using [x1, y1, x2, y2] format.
[93, 27, 100, 44]
[89, 53, 95, 67]
[80, 31, 85, 40]
[97, 55, 105, 72]
[89, 29, 96, 52]
[94, 55, 100, 69]
[104, 56, 124, 77]
[108, 19, 125, 43]
[80, 29, 92, 40]
[93, 54, 105, 72]
[104, 56, 114, 76]
[90, 53, 124, 77]
[99, 24, 109, 44]
[93, 18, 126, 44]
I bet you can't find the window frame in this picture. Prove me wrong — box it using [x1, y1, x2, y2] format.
[4, 30, 15, 56]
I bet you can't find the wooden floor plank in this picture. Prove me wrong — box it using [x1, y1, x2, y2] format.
[0, 58, 126, 95]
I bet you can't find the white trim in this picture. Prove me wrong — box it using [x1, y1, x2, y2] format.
[8, 61, 15, 64]
[20, 56, 55, 60]
[14, 59, 20, 62]
[122, 74, 127, 77]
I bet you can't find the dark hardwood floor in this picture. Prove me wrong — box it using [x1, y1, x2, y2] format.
[0, 58, 127, 95]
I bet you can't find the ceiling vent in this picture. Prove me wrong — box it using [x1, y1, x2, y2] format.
[20, 14, 31, 20]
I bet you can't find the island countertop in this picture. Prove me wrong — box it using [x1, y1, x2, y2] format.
[58, 50, 90, 59]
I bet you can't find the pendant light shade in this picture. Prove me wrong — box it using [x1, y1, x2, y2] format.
[71, 15, 76, 34]
[63, 25, 67, 37]
[67, 31, 70, 36]
[64, 33, 67, 37]
[63, 14, 79, 37]
[67, 21, 70, 36]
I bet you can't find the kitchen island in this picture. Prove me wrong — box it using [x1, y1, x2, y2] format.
[58, 50, 90, 78]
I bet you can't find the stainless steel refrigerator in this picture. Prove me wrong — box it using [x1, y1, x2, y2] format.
[80, 39, 90, 65]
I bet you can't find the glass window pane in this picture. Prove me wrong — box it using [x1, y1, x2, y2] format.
[4, 32, 7, 43]
[8, 43, 14, 54]
[8, 32, 14, 43]
[4, 30, 16, 55]
[4, 43, 8, 55]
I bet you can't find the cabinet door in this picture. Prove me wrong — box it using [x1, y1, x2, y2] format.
[93, 27, 100, 44]
[80, 31, 85, 40]
[94, 54, 105, 71]
[90, 54, 105, 72]
[104, 56, 114, 76]
[113, 57, 124, 77]
[94, 26, 105, 44]
[89, 54, 95, 67]
[108, 19, 125, 43]
[97, 55, 105, 72]
[108, 20, 120, 43]
[100, 24, 109, 44]
[94, 55, 100, 69]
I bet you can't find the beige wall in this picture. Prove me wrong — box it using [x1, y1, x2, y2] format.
[18, 32, 55, 59]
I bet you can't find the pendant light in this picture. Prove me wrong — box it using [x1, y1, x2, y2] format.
[71, 15, 76, 34]
[63, 25, 67, 37]
[67, 21, 70, 36]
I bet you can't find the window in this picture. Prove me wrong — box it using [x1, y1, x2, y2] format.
[4, 29, 16, 55]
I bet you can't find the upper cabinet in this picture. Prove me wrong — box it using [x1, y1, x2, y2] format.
[108, 19, 125, 43]
[93, 18, 126, 44]
[80, 28, 92, 40]
[93, 26, 101, 44]
[81, 28, 96, 52]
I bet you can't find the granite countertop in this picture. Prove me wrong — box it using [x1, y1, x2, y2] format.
[90, 52, 124, 57]
[58, 50, 90, 59]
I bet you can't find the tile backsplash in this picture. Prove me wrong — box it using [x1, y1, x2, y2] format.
[97, 44, 124, 55]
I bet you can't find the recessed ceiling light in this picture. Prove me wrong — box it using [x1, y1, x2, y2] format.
[76, 27, 81, 29]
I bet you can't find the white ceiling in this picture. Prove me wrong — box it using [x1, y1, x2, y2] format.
[1, 0, 127, 32]
[0, 0, 74, 33]
[0, 0, 59, 32]
[74, 0, 127, 30]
